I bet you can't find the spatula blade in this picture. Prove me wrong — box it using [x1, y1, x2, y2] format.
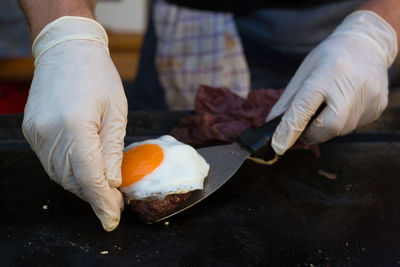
[154, 142, 250, 222]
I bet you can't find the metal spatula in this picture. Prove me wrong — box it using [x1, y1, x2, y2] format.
[153, 115, 284, 222]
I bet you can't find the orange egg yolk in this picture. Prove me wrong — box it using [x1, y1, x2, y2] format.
[120, 144, 164, 187]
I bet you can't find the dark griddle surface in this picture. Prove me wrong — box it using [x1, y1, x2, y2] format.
[1, 143, 400, 266]
[1, 109, 400, 266]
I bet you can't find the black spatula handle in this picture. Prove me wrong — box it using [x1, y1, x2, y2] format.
[237, 104, 326, 153]
[237, 114, 283, 153]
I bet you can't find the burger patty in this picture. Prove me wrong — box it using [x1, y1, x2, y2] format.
[129, 192, 192, 223]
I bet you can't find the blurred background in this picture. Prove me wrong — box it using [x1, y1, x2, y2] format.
[0, 0, 149, 114]
[2, 0, 400, 114]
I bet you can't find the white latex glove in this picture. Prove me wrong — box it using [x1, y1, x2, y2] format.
[22, 17, 128, 231]
[267, 11, 398, 155]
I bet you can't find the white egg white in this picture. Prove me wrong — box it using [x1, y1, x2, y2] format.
[120, 135, 210, 200]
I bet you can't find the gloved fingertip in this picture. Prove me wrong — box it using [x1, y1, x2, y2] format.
[271, 116, 306, 156]
[100, 191, 124, 232]
[96, 197, 122, 232]
[266, 110, 277, 122]
[271, 123, 290, 156]
[95, 191, 123, 231]
[101, 216, 120, 232]
[266, 105, 285, 122]
[271, 136, 287, 156]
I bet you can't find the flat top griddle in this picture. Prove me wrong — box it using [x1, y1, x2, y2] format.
[1, 109, 400, 266]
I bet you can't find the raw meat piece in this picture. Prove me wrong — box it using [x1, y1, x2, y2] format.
[171, 85, 283, 146]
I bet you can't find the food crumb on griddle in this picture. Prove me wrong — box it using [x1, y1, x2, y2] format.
[317, 169, 337, 180]
[164, 221, 169, 226]
[42, 205, 48, 210]
[346, 184, 353, 191]
[100, 251, 108, 255]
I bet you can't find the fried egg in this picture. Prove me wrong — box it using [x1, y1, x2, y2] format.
[120, 135, 209, 200]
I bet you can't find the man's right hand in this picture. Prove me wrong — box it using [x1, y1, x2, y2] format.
[22, 17, 128, 231]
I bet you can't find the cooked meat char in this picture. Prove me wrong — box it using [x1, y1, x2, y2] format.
[129, 192, 192, 223]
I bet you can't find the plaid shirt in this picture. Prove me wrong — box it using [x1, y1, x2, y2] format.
[154, 0, 250, 110]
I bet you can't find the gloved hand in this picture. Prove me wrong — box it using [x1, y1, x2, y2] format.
[267, 11, 398, 155]
[22, 17, 128, 231]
